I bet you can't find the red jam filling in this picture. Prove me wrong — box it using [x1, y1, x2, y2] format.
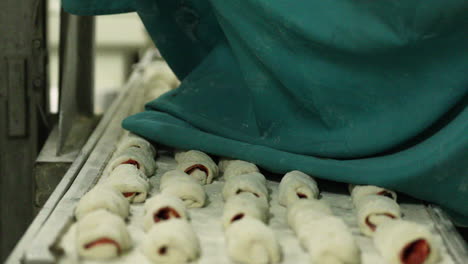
[123, 192, 140, 198]
[235, 189, 260, 197]
[159, 246, 168, 255]
[231, 213, 245, 223]
[377, 190, 394, 200]
[184, 164, 209, 175]
[84, 238, 121, 254]
[365, 213, 396, 231]
[401, 239, 431, 264]
[153, 207, 181, 223]
[121, 159, 140, 169]
[297, 192, 308, 199]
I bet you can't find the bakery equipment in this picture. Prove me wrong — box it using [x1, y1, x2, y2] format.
[6, 50, 468, 264]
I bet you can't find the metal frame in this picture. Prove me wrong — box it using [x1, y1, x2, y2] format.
[427, 205, 468, 264]
[6, 50, 158, 264]
[57, 13, 95, 155]
[33, 11, 97, 213]
[0, 0, 48, 261]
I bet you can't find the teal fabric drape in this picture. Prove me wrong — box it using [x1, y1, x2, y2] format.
[63, 0, 468, 225]
[62, 0, 135, 15]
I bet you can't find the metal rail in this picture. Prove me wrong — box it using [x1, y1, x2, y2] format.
[427, 205, 468, 264]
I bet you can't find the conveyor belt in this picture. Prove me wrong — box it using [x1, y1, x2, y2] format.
[7, 50, 468, 264]
[54, 152, 467, 264]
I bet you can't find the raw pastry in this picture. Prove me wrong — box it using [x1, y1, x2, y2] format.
[103, 164, 150, 203]
[143, 193, 188, 231]
[142, 60, 180, 90]
[177, 161, 218, 185]
[107, 146, 156, 177]
[75, 185, 129, 220]
[175, 150, 218, 184]
[222, 172, 268, 202]
[374, 220, 439, 264]
[222, 192, 269, 229]
[176, 160, 218, 185]
[349, 185, 397, 206]
[174, 150, 212, 164]
[356, 195, 401, 236]
[140, 219, 200, 264]
[160, 170, 206, 208]
[287, 199, 333, 232]
[76, 210, 131, 260]
[278, 170, 319, 207]
[225, 217, 281, 264]
[217, 158, 232, 173]
[298, 215, 361, 264]
[145, 79, 172, 100]
[115, 133, 156, 158]
[222, 160, 260, 181]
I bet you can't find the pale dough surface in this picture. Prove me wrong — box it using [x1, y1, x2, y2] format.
[140, 219, 200, 264]
[75, 186, 130, 220]
[115, 133, 157, 158]
[106, 147, 157, 177]
[225, 217, 282, 264]
[160, 170, 206, 208]
[356, 195, 401, 237]
[57, 154, 456, 264]
[143, 193, 188, 231]
[76, 210, 132, 260]
[350, 185, 397, 206]
[374, 220, 440, 264]
[174, 150, 219, 185]
[222, 160, 260, 181]
[222, 192, 269, 229]
[278, 170, 319, 208]
[176, 160, 218, 185]
[102, 164, 151, 203]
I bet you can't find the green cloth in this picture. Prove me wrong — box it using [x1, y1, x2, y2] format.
[63, 0, 468, 225]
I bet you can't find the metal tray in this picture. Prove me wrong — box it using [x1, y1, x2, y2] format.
[7, 50, 467, 264]
[53, 152, 467, 264]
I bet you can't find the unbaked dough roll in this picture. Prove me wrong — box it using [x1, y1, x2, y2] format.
[115, 133, 156, 158]
[217, 158, 232, 172]
[160, 170, 206, 208]
[298, 215, 361, 264]
[140, 219, 200, 264]
[107, 146, 156, 176]
[350, 185, 397, 206]
[142, 60, 180, 90]
[174, 150, 219, 184]
[374, 220, 439, 264]
[222, 172, 268, 202]
[222, 192, 269, 229]
[225, 217, 281, 264]
[76, 210, 132, 260]
[174, 150, 212, 164]
[145, 79, 172, 100]
[278, 170, 319, 207]
[223, 160, 260, 181]
[287, 199, 333, 232]
[75, 186, 129, 220]
[356, 195, 401, 236]
[104, 164, 150, 203]
[176, 160, 218, 185]
[143, 193, 188, 231]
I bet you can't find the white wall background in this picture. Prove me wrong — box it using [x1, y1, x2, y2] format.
[48, 0, 149, 113]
